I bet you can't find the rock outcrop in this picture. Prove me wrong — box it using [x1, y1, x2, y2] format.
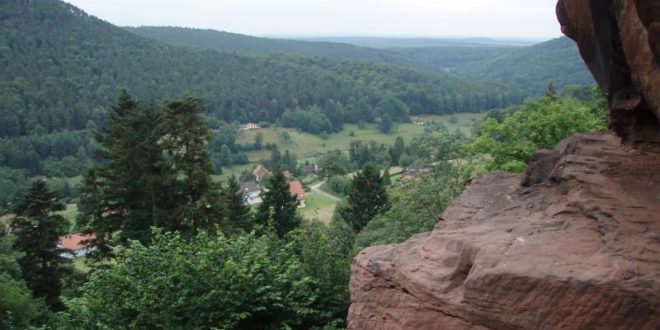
[557, 0, 660, 143]
[349, 134, 660, 329]
[348, 1, 660, 329]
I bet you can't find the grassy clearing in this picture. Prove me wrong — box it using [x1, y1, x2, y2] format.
[221, 112, 485, 180]
[298, 193, 338, 224]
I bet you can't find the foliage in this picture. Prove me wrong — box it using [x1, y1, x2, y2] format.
[162, 96, 223, 233]
[10, 179, 69, 309]
[467, 96, 606, 172]
[256, 168, 301, 238]
[354, 127, 469, 248]
[222, 175, 253, 235]
[290, 220, 355, 327]
[77, 92, 222, 260]
[318, 150, 352, 177]
[57, 231, 321, 329]
[0, 232, 50, 329]
[326, 175, 352, 196]
[338, 164, 389, 232]
[281, 106, 335, 134]
[354, 164, 463, 249]
[77, 92, 178, 250]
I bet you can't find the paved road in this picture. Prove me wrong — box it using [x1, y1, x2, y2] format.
[310, 180, 341, 202]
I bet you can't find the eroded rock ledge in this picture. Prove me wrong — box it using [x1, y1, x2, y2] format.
[348, 133, 660, 329]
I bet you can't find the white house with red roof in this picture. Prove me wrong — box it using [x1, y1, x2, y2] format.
[58, 233, 96, 259]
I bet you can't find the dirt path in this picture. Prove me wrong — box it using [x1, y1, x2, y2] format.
[310, 180, 341, 202]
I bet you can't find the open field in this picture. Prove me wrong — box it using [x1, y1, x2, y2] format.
[223, 112, 485, 179]
[298, 192, 338, 224]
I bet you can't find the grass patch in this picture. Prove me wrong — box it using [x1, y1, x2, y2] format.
[298, 193, 338, 224]
[218, 112, 486, 181]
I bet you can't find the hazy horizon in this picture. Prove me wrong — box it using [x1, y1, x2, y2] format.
[63, 0, 562, 40]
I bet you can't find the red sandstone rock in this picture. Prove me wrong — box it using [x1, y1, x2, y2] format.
[348, 133, 660, 329]
[557, 0, 660, 143]
[348, 2, 660, 329]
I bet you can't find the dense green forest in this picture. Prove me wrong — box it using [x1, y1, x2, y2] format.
[392, 37, 594, 95]
[128, 27, 592, 97]
[0, 0, 520, 140]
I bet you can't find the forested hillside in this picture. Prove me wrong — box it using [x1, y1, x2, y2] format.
[394, 37, 594, 95]
[128, 26, 593, 97]
[0, 0, 520, 140]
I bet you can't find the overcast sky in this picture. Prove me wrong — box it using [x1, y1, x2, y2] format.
[63, 0, 562, 39]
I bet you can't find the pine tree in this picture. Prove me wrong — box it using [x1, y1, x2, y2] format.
[11, 179, 69, 309]
[79, 91, 178, 248]
[340, 164, 390, 232]
[223, 175, 252, 234]
[389, 136, 405, 165]
[76, 169, 117, 261]
[382, 168, 392, 186]
[256, 167, 300, 238]
[163, 96, 222, 234]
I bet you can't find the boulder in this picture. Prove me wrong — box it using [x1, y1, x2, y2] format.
[349, 133, 660, 329]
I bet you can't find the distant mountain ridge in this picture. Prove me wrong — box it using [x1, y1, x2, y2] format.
[126, 26, 413, 65]
[294, 36, 539, 48]
[127, 26, 593, 96]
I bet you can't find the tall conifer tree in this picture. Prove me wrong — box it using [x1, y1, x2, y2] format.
[256, 167, 300, 238]
[340, 164, 390, 232]
[163, 96, 222, 234]
[11, 179, 68, 309]
[222, 175, 252, 234]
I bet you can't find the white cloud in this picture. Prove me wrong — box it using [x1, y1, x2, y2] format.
[63, 0, 562, 39]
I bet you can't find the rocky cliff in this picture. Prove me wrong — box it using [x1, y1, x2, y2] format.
[348, 1, 660, 329]
[557, 0, 659, 143]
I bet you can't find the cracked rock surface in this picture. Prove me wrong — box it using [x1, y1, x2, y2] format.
[348, 133, 660, 329]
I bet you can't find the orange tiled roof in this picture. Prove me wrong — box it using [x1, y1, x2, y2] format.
[288, 181, 306, 201]
[59, 233, 95, 250]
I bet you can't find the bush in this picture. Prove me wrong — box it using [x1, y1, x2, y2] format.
[467, 97, 606, 172]
[58, 231, 321, 329]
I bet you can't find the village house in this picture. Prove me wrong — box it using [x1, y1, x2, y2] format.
[253, 165, 272, 182]
[288, 180, 307, 208]
[58, 233, 96, 259]
[303, 163, 319, 176]
[239, 122, 261, 130]
[240, 182, 262, 206]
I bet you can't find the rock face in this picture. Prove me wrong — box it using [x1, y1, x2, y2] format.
[348, 1, 660, 329]
[349, 134, 660, 329]
[557, 0, 660, 143]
